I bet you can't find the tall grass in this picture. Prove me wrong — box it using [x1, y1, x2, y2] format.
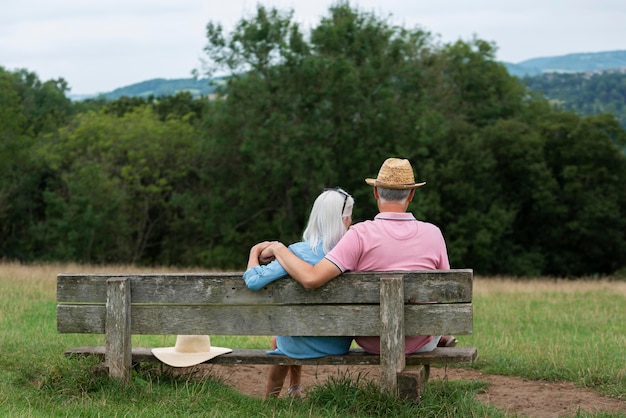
[1, 262, 624, 417]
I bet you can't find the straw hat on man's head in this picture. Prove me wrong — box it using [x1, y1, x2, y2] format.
[365, 158, 425, 189]
[152, 335, 232, 367]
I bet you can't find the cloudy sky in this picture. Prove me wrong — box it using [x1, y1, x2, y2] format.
[2, 0, 625, 95]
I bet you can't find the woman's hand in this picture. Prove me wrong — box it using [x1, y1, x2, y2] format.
[259, 241, 284, 263]
[262, 242, 289, 262]
[259, 248, 275, 263]
[249, 241, 278, 266]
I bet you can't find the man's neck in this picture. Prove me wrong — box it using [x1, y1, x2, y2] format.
[378, 202, 409, 213]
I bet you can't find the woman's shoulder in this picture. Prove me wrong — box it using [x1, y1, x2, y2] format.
[288, 241, 309, 250]
[288, 241, 311, 255]
[289, 241, 325, 264]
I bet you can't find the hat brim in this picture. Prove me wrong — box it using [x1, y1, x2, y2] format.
[151, 346, 233, 367]
[365, 178, 426, 189]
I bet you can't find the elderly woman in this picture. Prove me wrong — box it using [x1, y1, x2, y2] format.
[243, 188, 355, 398]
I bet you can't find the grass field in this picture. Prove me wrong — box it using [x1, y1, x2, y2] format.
[1, 262, 624, 417]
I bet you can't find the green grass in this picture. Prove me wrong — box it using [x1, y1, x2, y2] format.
[464, 281, 626, 399]
[1, 264, 624, 417]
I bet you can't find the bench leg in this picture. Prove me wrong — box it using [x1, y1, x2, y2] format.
[380, 275, 405, 396]
[397, 365, 428, 403]
[106, 277, 132, 382]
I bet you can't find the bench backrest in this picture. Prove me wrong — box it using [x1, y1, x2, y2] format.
[57, 269, 473, 337]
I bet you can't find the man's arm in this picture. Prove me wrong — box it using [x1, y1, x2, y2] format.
[268, 242, 341, 289]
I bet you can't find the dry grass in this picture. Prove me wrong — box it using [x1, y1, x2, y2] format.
[0, 262, 213, 312]
[0, 261, 214, 282]
[475, 275, 626, 296]
[4, 261, 624, 295]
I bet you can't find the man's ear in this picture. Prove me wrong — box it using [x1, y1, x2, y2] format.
[408, 189, 415, 201]
[373, 186, 379, 199]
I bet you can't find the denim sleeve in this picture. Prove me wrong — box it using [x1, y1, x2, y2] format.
[242, 257, 289, 291]
[242, 242, 320, 290]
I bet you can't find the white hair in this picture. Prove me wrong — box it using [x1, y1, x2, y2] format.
[302, 188, 354, 254]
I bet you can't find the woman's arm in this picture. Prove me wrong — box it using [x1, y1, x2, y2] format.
[243, 241, 286, 290]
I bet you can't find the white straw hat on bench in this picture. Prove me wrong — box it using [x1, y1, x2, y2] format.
[152, 335, 232, 367]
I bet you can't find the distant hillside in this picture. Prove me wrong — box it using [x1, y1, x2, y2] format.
[504, 50, 626, 77]
[68, 51, 626, 129]
[69, 77, 226, 101]
[104, 77, 226, 100]
[523, 70, 626, 129]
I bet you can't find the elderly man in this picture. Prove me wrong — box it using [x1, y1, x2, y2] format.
[263, 157, 455, 353]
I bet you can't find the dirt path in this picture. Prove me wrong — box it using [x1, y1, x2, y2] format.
[190, 364, 626, 417]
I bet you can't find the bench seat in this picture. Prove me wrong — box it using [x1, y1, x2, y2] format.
[65, 346, 478, 366]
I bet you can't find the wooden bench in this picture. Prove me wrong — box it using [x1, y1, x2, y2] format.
[57, 269, 476, 400]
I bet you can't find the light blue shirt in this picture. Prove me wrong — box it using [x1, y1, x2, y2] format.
[242, 241, 353, 359]
[243, 241, 325, 290]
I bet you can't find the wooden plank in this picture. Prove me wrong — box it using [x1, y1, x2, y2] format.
[403, 270, 473, 303]
[64, 346, 478, 366]
[105, 278, 131, 382]
[57, 303, 473, 336]
[57, 275, 105, 303]
[56, 269, 473, 305]
[404, 304, 473, 335]
[380, 275, 405, 395]
[57, 305, 104, 333]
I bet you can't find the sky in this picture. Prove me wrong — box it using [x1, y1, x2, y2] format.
[2, 0, 625, 95]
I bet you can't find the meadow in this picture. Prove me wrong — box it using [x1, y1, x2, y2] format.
[1, 262, 624, 417]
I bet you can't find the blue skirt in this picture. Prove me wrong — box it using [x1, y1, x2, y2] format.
[268, 336, 353, 359]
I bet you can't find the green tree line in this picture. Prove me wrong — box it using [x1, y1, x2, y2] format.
[524, 71, 626, 129]
[525, 71, 626, 129]
[1, 3, 625, 277]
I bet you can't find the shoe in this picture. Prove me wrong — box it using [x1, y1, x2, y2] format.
[438, 335, 458, 347]
[287, 385, 304, 398]
[266, 386, 282, 398]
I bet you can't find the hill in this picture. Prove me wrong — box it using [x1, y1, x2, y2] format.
[69, 77, 226, 101]
[504, 50, 626, 77]
[68, 50, 626, 101]
[523, 70, 626, 129]
[66, 51, 626, 129]
[104, 78, 217, 99]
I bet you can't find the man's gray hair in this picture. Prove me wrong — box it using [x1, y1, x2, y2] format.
[377, 187, 411, 202]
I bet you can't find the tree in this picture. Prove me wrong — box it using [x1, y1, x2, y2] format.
[538, 112, 626, 275]
[524, 71, 626, 130]
[0, 67, 70, 260]
[200, 3, 447, 263]
[196, 2, 626, 275]
[37, 106, 202, 264]
[3, 68, 72, 136]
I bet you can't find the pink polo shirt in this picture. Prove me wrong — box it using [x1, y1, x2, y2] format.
[325, 212, 450, 354]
